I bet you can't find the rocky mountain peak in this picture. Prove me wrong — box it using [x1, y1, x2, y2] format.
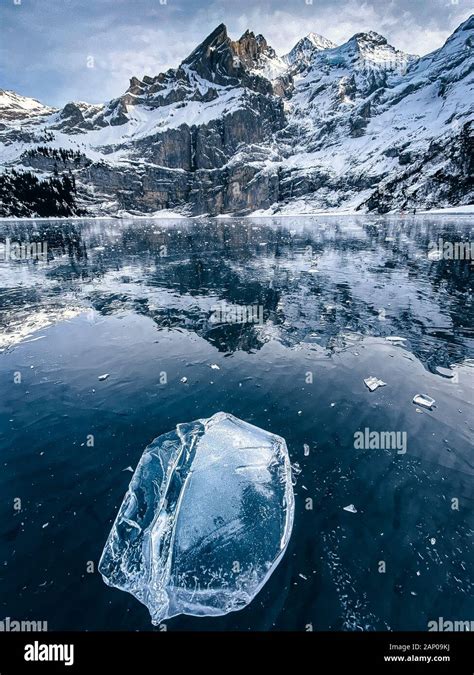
[182, 22, 229, 68]
[306, 32, 337, 50]
[329, 30, 415, 74]
[178, 24, 273, 92]
[232, 30, 277, 68]
[352, 30, 388, 46]
[284, 32, 336, 70]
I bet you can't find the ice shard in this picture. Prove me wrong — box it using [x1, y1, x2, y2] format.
[99, 412, 295, 624]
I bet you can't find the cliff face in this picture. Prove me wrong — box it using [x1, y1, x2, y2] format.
[1, 17, 473, 217]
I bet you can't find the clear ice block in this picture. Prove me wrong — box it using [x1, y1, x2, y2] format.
[99, 412, 295, 624]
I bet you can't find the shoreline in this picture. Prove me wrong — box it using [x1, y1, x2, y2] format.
[0, 205, 473, 222]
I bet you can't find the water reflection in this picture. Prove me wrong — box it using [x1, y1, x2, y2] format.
[1, 216, 472, 373]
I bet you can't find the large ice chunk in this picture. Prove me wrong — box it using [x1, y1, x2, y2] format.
[99, 412, 295, 624]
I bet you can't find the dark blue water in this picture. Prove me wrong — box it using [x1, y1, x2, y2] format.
[0, 216, 472, 631]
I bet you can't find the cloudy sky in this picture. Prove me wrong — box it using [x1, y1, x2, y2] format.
[1, 0, 472, 107]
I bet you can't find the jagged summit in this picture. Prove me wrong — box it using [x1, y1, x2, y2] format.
[182, 22, 229, 69]
[284, 32, 336, 69]
[352, 30, 388, 44]
[93, 24, 278, 129]
[232, 30, 278, 68]
[314, 29, 417, 74]
[307, 32, 336, 49]
[177, 23, 276, 92]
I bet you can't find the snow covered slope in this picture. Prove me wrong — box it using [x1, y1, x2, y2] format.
[0, 17, 473, 217]
[266, 16, 473, 213]
[0, 90, 55, 122]
[284, 32, 337, 70]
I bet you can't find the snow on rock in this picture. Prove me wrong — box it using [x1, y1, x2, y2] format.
[0, 17, 473, 217]
[0, 90, 55, 120]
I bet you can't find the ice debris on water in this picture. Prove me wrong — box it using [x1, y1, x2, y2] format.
[303, 444, 310, 456]
[343, 504, 357, 513]
[210, 364, 220, 370]
[291, 461, 302, 484]
[180, 377, 188, 383]
[98, 373, 109, 381]
[385, 336, 406, 344]
[99, 412, 295, 624]
[413, 394, 435, 409]
[364, 376, 387, 392]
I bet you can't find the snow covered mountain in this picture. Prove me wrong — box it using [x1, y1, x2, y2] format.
[0, 16, 473, 217]
[0, 90, 54, 122]
[284, 32, 337, 70]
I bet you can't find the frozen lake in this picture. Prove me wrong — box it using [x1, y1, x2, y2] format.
[0, 215, 472, 630]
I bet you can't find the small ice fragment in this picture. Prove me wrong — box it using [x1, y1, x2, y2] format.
[364, 376, 387, 392]
[343, 504, 357, 513]
[385, 336, 406, 343]
[123, 466, 133, 473]
[430, 537, 436, 545]
[291, 462, 302, 480]
[99, 412, 295, 624]
[413, 394, 435, 409]
[298, 573, 308, 580]
[42, 523, 49, 528]
[303, 444, 310, 456]
[210, 364, 220, 370]
[180, 377, 188, 383]
[98, 373, 109, 381]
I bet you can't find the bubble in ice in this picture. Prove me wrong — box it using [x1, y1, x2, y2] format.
[99, 412, 295, 624]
